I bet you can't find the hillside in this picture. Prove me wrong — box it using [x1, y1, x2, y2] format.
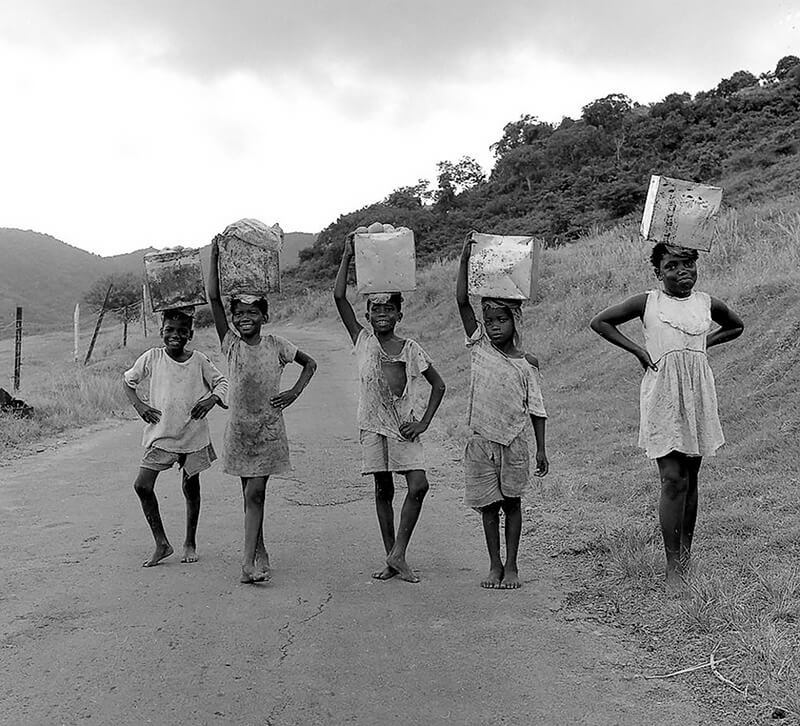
[0, 229, 316, 337]
[295, 54, 800, 282]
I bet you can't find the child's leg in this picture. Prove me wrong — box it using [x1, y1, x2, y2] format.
[239, 485, 269, 575]
[240, 476, 269, 583]
[133, 467, 174, 567]
[656, 452, 690, 582]
[372, 472, 396, 579]
[681, 457, 702, 564]
[255, 519, 270, 577]
[500, 497, 522, 589]
[480, 501, 504, 588]
[385, 469, 429, 583]
[181, 472, 201, 563]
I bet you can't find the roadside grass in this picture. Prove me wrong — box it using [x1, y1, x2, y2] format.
[1, 198, 799, 717]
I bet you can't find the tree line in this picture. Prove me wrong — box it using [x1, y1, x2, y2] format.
[294, 55, 800, 282]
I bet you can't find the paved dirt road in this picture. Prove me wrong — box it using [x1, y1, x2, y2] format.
[1, 327, 705, 725]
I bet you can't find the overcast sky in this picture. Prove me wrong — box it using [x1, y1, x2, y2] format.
[1, 0, 797, 255]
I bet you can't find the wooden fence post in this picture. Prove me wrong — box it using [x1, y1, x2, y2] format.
[141, 284, 148, 338]
[73, 303, 80, 362]
[13, 306, 22, 391]
[84, 284, 112, 366]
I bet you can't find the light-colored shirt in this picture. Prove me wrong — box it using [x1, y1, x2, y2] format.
[355, 329, 432, 440]
[466, 323, 546, 446]
[124, 348, 228, 453]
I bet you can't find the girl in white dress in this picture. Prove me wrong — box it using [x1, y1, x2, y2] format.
[590, 243, 744, 584]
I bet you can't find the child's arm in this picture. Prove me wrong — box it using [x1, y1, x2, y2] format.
[456, 234, 478, 337]
[207, 236, 230, 344]
[123, 352, 161, 423]
[123, 382, 161, 423]
[589, 294, 656, 371]
[531, 415, 548, 476]
[707, 297, 744, 348]
[191, 356, 229, 419]
[333, 235, 363, 345]
[269, 349, 317, 410]
[398, 365, 446, 441]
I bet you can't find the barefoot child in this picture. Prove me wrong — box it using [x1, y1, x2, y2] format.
[590, 243, 743, 585]
[208, 237, 317, 584]
[334, 235, 445, 583]
[124, 307, 229, 567]
[456, 237, 549, 589]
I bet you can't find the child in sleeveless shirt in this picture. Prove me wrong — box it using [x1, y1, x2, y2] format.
[591, 243, 744, 585]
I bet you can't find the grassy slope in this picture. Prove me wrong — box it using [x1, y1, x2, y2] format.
[2, 198, 798, 718]
[284, 197, 800, 719]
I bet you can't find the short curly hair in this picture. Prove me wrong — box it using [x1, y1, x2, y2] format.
[650, 243, 698, 274]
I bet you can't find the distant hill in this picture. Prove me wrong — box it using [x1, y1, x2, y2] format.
[0, 228, 316, 337]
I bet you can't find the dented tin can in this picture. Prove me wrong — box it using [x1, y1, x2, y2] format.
[468, 232, 539, 300]
[144, 247, 207, 313]
[640, 175, 723, 251]
[354, 228, 416, 294]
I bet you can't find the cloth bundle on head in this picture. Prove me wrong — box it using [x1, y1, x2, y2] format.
[222, 218, 283, 251]
[366, 293, 392, 305]
[233, 294, 262, 306]
[481, 297, 523, 348]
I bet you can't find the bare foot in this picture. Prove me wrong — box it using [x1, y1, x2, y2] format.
[500, 569, 522, 589]
[385, 554, 420, 583]
[255, 549, 271, 580]
[665, 566, 684, 593]
[240, 565, 267, 584]
[480, 566, 503, 589]
[372, 565, 397, 580]
[142, 542, 173, 567]
[181, 545, 198, 563]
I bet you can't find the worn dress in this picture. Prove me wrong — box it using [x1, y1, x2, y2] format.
[222, 330, 297, 477]
[638, 289, 724, 459]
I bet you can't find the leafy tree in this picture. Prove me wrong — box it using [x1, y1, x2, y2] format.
[775, 55, 800, 80]
[384, 179, 432, 208]
[716, 70, 758, 96]
[490, 115, 553, 158]
[581, 94, 633, 164]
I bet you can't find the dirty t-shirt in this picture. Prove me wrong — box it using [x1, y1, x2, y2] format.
[355, 329, 432, 440]
[466, 323, 546, 446]
[221, 330, 297, 477]
[124, 347, 229, 453]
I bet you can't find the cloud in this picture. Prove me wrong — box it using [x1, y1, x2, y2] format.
[9, 0, 794, 85]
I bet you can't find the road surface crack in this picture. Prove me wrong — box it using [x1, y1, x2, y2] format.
[276, 593, 333, 664]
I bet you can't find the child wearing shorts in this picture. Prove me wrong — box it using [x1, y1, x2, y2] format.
[124, 307, 228, 567]
[334, 234, 446, 583]
[456, 237, 549, 589]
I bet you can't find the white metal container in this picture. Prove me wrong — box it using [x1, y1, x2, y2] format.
[354, 227, 416, 294]
[144, 247, 207, 312]
[640, 175, 723, 251]
[218, 219, 282, 297]
[468, 232, 539, 300]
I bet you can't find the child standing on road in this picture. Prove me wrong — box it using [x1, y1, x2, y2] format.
[124, 307, 229, 567]
[334, 235, 446, 583]
[590, 243, 744, 585]
[208, 237, 317, 584]
[456, 237, 549, 590]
